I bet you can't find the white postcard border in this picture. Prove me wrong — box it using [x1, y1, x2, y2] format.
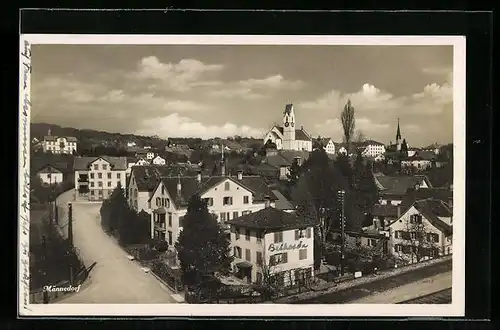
[18, 34, 466, 317]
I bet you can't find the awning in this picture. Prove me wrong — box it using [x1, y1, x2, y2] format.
[236, 261, 253, 269]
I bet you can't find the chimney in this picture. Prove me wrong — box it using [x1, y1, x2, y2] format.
[176, 175, 182, 195]
[237, 170, 243, 180]
[196, 171, 202, 183]
[396, 205, 401, 218]
[264, 195, 271, 208]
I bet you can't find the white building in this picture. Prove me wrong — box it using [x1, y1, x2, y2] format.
[152, 155, 166, 165]
[36, 164, 64, 185]
[359, 140, 386, 157]
[263, 104, 313, 152]
[146, 152, 155, 160]
[317, 138, 336, 155]
[227, 206, 315, 286]
[73, 156, 128, 201]
[125, 157, 150, 176]
[42, 129, 77, 155]
[386, 198, 453, 262]
[149, 170, 278, 247]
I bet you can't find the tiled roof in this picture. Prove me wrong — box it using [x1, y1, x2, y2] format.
[375, 174, 432, 196]
[271, 126, 311, 141]
[264, 150, 310, 168]
[43, 136, 77, 142]
[413, 200, 452, 236]
[271, 189, 294, 210]
[160, 175, 278, 207]
[372, 204, 399, 218]
[226, 207, 315, 230]
[73, 156, 128, 171]
[131, 165, 174, 192]
[401, 187, 453, 207]
[36, 164, 64, 174]
[360, 139, 385, 147]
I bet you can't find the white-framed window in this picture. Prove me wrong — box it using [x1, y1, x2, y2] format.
[270, 252, 288, 265]
[223, 197, 233, 206]
[299, 249, 307, 260]
[233, 246, 242, 258]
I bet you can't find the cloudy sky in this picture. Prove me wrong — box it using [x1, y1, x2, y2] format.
[31, 44, 453, 146]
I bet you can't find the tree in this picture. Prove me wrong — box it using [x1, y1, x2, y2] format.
[355, 130, 366, 143]
[351, 151, 379, 220]
[253, 263, 282, 300]
[341, 99, 356, 156]
[175, 194, 233, 288]
[400, 215, 439, 263]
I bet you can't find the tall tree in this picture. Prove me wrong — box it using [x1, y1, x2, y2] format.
[341, 99, 356, 156]
[175, 194, 232, 288]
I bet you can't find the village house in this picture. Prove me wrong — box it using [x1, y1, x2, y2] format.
[422, 143, 441, 155]
[331, 229, 389, 254]
[73, 156, 128, 201]
[358, 140, 386, 158]
[226, 206, 315, 286]
[400, 151, 436, 171]
[152, 155, 166, 165]
[313, 138, 336, 155]
[263, 104, 313, 152]
[385, 198, 453, 262]
[125, 157, 150, 176]
[260, 149, 309, 180]
[149, 169, 278, 248]
[42, 129, 78, 155]
[373, 173, 433, 205]
[35, 164, 65, 185]
[127, 165, 173, 213]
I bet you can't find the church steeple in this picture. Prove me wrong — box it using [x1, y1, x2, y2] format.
[47, 128, 52, 136]
[396, 118, 401, 141]
[282, 103, 296, 150]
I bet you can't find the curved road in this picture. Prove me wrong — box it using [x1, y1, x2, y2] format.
[55, 189, 178, 304]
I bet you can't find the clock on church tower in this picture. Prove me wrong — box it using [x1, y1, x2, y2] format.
[284, 122, 289, 127]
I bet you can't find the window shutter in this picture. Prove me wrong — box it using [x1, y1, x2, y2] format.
[295, 230, 299, 240]
[274, 232, 279, 243]
[306, 228, 312, 238]
[283, 252, 288, 263]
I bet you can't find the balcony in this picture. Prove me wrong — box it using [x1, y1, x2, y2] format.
[154, 222, 167, 231]
[78, 176, 89, 183]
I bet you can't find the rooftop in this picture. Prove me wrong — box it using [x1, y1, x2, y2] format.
[73, 156, 128, 171]
[226, 206, 315, 230]
[374, 174, 432, 196]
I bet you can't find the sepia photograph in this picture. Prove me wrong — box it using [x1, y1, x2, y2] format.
[18, 34, 465, 317]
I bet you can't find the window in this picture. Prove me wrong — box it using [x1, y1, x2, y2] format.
[245, 229, 251, 241]
[90, 182, 94, 187]
[98, 181, 103, 187]
[242, 211, 251, 215]
[166, 198, 170, 208]
[427, 233, 439, 242]
[90, 173, 94, 179]
[220, 213, 226, 222]
[223, 197, 233, 206]
[98, 173, 102, 179]
[256, 231, 262, 243]
[93, 164, 98, 170]
[203, 198, 214, 207]
[299, 249, 307, 260]
[179, 216, 185, 227]
[90, 190, 94, 196]
[168, 231, 173, 245]
[98, 190, 103, 195]
[156, 197, 161, 207]
[224, 182, 230, 191]
[168, 213, 172, 227]
[243, 196, 249, 204]
[245, 249, 251, 261]
[306, 228, 312, 238]
[410, 214, 423, 224]
[395, 244, 403, 252]
[233, 211, 239, 219]
[295, 229, 306, 240]
[107, 182, 111, 187]
[274, 231, 283, 243]
[235, 228, 240, 240]
[107, 173, 112, 179]
[233, 246, 242, 258]
[256, 252, 263, 265]
[117, 173, 121, 179]
[270, 252, 288, 265]
[102, 164, 108, 170]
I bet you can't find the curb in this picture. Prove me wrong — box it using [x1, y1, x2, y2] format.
[149, 271, 185, 303]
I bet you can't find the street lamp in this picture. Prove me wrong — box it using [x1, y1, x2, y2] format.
[337, 190, 346, 276]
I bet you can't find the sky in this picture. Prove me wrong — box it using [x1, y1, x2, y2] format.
[31, 44, 453, 147]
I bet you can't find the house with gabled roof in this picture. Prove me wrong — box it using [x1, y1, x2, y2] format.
[263, 104, 313, 152]
[127, 165, 174, 213]
[385, 198, 453, 262]
[373, 173, 432, 205]
[42, 128, 77, 155]
[148, 169, 278, 247]
[73, 156, 128, 201]
[35, 164, 65, 185]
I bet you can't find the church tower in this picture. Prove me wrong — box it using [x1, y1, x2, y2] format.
[396, 118, 402, 151]
[282, 103, 296, 150]
[47, 128, 52, 136]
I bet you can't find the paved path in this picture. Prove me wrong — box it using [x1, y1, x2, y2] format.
[348, 271, 452, 304]
[54, 190, 179, 304]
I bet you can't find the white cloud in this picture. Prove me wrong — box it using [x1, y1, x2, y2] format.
[207, 87, 268, 100]
[131, 56, 224, 92]
[239, 74, 305, 90]
[136, 113, 265, 139]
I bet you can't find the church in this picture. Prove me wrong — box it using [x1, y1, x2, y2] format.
[263, 104, 313, 152]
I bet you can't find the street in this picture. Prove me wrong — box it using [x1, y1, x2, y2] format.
[54, 189, 179, 304]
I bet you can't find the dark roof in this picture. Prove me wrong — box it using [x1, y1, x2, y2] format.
[73, 156, 128, 171]
[374, 174, 432, 196]
[284, 103, 293, 115]
[413, 200, 452, 235]
[31, 157, 72, 174]
[159, 175, 278, 207]
[131, 165, 175, 192]
[401, 187, 453, 207]
[424, 198, 453, 217]
[359, 140, 385, 147]
[226, 207, 315, 230]
[272, 126, 311, 141]
[43, 136, 77, 142]
[271, 189, 294, 210]
[372, 204, 399, 218]
[36, 164, 64, 174]
[264, 150, 311, 168]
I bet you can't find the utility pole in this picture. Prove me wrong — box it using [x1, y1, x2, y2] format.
[68, 203, 73, 247]
[337, 190, 346, 276]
